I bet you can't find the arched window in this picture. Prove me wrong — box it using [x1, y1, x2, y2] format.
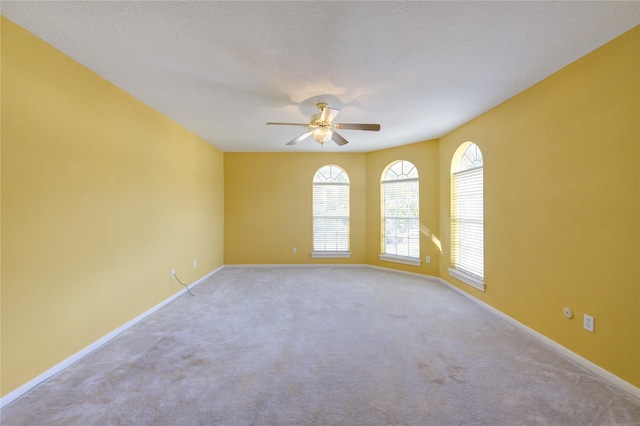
[450, 142, 484, 290]
[312, 165, 350, 258]
[380, 160, 420, 265]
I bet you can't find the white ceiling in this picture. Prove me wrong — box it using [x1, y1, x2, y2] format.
[2, 1, 638, 153]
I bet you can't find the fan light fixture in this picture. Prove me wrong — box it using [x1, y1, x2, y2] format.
[312, 127, 333, 144]
[266, 102, 380, 147]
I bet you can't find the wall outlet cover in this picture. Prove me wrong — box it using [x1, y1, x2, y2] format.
[583, 314, 594, 332]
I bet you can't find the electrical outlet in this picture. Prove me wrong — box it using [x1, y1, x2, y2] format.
[171, 269, 175, 278]
[425, 256, 431, 263]
[292, 247, 297, 254]
[193, 260, 197, 269]
[583, 314, 594, 332]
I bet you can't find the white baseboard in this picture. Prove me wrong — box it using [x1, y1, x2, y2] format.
[366, 264, 640, 400]
[366, 264, 440, 281]
[224, 263, 368, 269]
[4, 264, 638, 407]
[0, 266, 223, 409]
[436, 277, 640, 401]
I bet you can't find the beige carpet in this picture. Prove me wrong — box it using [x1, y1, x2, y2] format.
[2, 266, 639, 425]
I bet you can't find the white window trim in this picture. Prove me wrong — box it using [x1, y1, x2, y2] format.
[448, 267, 485, 291]
[380, 177, 419, 184]
[381, 166, 420, 260]
[379, 254, 422, 267]
[312, 251, 352, 259]
[451, 143, 484, 284]
[313, 165, 350, 254]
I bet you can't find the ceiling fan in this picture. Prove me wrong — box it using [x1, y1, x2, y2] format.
[267, 103, 381, 146]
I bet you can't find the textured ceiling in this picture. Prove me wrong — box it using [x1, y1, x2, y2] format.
[2, 1, 638, 152]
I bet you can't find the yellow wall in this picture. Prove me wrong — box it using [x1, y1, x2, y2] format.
[366, 141, 440, 276]
[1, 17, 225, 396]
[224, 141, 440, 273]
[224, 153, 367, 264]
[438, 26, 639, 387]
[3, 15, 638, 398]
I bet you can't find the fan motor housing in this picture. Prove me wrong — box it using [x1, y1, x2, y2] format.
[310, 113, 330, 127]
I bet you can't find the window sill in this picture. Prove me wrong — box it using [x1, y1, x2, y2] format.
[448, 268, 485, 291]
[379, 254, 421, 267]
[311, 251, 352, 259]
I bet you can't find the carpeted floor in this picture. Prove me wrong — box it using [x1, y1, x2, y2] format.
[2, 266, 639, 425]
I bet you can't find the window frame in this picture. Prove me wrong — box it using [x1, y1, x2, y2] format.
[311, 164, 351, 259]
[379, 160, 421, 266]
[449, 143, 484, 290]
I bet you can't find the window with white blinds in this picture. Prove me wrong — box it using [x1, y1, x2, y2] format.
[380, 160, 420, 265]
[450, 143, 484, 290]
[312, 165, 350, 258]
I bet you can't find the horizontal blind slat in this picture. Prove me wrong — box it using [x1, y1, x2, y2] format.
[452, 166, 483, 279]
[382, 163, 420, 259]
[313, 173, 350, 252]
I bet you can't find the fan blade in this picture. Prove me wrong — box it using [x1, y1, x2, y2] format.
[287, 131, 312, 146]
[320, 107, 340, 123]
[331, 131, 349, 146]
[335, 123, 380, 131]
[267, 122, 309, 127]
